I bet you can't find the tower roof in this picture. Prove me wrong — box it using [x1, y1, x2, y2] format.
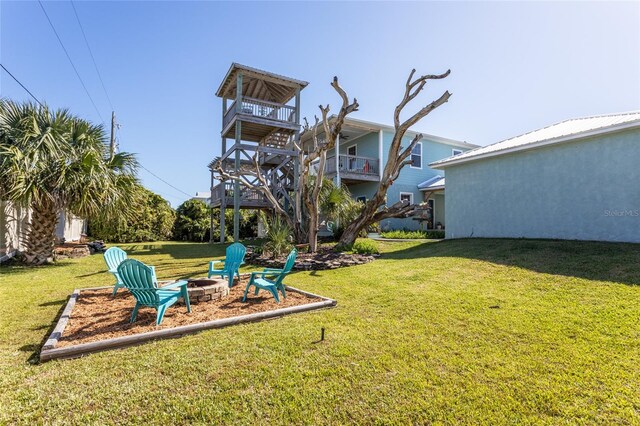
[216, 63, 308, 104]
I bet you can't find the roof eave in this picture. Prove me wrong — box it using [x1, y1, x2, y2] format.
[215, 63, 309, 100]
[430, 121, 640, 169]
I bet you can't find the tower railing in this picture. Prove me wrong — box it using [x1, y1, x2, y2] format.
[223, 96, 296, 130]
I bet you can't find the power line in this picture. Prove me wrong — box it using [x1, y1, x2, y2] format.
[0, 63, 45, 107]
[38, 0, 105, 124]
[139, 164, 194, 198]
[69, 0, 114, 111]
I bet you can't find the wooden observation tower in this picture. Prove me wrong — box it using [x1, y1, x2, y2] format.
[209, 64, 308, 242]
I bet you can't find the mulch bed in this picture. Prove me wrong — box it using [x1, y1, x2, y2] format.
[247, 246, 377, 270]
[57, 278, 318, 347]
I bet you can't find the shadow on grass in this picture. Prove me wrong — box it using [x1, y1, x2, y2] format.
[0, 261, 70, 276]
[39, 299, 66, 307]
[22, 296, 71, 365]
[381, 238, 640, 286]
[76, 270, 106, 278]
[125, 242, 232, 259]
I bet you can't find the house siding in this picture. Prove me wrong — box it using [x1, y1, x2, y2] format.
[332, 125, 473, 232]
[443, 128, 640, 243]
[339, 132, 378, 159]
[378, 131, 469, 230]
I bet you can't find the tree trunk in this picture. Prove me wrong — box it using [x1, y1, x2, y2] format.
[338, 190, 386, 247]
[23, 199, 59, 265]
[306, 213, 318, 252]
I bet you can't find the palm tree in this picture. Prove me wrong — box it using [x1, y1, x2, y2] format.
[0, 100, 139, 265]
[318, 179, 362, 231]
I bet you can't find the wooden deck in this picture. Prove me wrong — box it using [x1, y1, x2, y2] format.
[222, 97, 298, 141]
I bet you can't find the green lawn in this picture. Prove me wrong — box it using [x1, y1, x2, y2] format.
[1, 239, 639, 424]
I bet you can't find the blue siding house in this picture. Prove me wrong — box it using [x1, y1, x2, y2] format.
[302, 117, 478, 231]
[431, 111, 640, 243]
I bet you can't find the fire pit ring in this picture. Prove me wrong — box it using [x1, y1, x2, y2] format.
[181, 277, 231, 303]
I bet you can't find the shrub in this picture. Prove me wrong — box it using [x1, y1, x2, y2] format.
[173, 199, 210, 242]
[88, 185, 175, 243]
[262, 215, 293, 258]
[380, 230, 445, 239]
[349, 239, 380, 255]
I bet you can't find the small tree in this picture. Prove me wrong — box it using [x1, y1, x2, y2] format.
[88, 185, 174, 243]
[173, 199, 210, 242]
[338, 69, 452, 247]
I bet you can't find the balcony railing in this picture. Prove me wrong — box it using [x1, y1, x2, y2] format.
[223, 96, 297, 130]
[326, 155, 380, 178]
[210, 182, 268, 206]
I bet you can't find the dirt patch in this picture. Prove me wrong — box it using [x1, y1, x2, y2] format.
[58, 279, 318, 347]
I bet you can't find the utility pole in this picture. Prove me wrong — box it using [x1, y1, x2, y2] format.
[109, 110, 116, 160]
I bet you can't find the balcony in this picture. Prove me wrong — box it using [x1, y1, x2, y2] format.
[325, 155, 380, 182]
[209, 182, 271, 209]
[222, 96, 298, 142]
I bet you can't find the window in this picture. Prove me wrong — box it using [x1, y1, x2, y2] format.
[411, 143, 422, 168]
[400, 192, 413, 204]
[452, 149, 463, 156]
[356, 196, 367, 203]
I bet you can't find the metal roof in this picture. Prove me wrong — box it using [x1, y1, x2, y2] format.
[417, 175, 445, 191]
[431, 111, 640, 168]
[215, 63, 309, 103]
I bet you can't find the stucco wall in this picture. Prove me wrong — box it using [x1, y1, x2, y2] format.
[443, 128, 640, 243]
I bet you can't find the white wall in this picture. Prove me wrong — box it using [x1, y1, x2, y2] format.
[1, 203, 86, 262]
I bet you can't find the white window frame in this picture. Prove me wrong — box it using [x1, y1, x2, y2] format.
[399, 192, 414, 204]
[452, 148, 463, 156]
[347, 144, 357, 156]
[410, 142, 422, 169]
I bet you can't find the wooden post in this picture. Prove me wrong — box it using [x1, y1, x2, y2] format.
[219, 185, 226, 243]
[209, 169, 214, 243]
[220, 98, 228, 243]
[335, 133, 341, 187]
[293, 88, 301, 228]
[109, 111, 116, 160]
[378, 129, 384, 180]
[233, 72, 243, 242]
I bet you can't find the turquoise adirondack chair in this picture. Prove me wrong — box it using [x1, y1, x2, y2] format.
[104, 247, 128, 295]
[208, 242, 247, 287]
[117, 259, 191, 325]
[243, 248, 297, 303]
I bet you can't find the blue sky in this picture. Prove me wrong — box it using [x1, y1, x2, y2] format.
[1, 1, 639, 206]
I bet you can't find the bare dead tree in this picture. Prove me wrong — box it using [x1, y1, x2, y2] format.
[214, 77, 358, 251]
[293, 78, 359, 251]
[337, 69, 452, 247]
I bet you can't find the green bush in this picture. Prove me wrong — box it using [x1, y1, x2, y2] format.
[262, 215, 292, 258]
[349, 239, 380, 255]
[380, 230, 445, 239]
[173, 199, 210, 242]
[88, 185, 175, 243]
